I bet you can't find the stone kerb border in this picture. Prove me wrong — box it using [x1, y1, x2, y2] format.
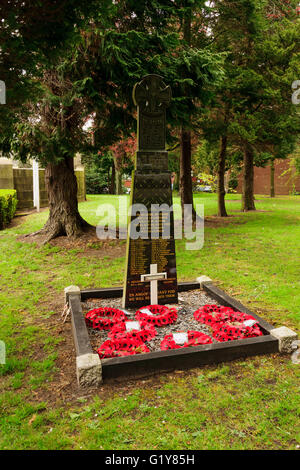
[66, 278, 297, 386]
[65, 286, 102, 387]
[269, 326, 298, 353]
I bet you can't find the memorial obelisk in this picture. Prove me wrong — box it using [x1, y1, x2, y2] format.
[122, 74, 178, 308]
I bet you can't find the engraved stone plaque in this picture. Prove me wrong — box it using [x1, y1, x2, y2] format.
[136, 151, 169, 172]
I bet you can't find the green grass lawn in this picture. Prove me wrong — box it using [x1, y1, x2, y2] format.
[0, 193, 299, 450]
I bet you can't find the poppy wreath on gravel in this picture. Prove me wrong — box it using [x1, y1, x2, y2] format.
[85, 307, 126, 330]
[212, 321, 263, 342]
[193, 304, 235, 326]
[194, 304, 258, 328]
[97, 337, 149, 359]
[108, 320, 157, 343]
[135, 305, 177, 327]
[161, 331, 213, 351]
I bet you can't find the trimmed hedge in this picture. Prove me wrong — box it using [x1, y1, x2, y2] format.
[0, 190, 18, 230]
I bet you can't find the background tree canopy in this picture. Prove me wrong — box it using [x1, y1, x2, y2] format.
[0, 0, 299, 239]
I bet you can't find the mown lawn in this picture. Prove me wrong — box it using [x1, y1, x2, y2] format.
[0, 193, 299, 450]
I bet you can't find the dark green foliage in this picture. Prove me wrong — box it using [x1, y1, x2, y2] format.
[0, 0, 99, 156]
[228, 172, 239, 191]
[0, 0, 299, 229]
[295, 157, 300, 174]
[197, 0, 300, 212]
[1, 0, 225, 176]
[194, 141, 219, 175]
[84, 152, 114, 194]
[0, 190, 18, 230]
[85, 166, 108, 195]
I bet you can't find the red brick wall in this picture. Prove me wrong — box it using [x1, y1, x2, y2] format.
[237, 159, 300, 195]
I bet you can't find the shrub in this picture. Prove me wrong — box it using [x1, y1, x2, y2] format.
[0, 190, 18, 230]
[195, 173, 217, 192]
[228, 172, 239, 192]
[85, 165, 110, 194]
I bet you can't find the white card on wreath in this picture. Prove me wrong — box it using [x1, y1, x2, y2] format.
[243, 319, 257, 327]
[140, 308, 154, 315]
[120, 309, 132, 316]
[173, 332, 188, 345]
[125, 321, 141, 332]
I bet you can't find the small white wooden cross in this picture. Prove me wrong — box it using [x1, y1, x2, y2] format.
[141, 264, 167, 305]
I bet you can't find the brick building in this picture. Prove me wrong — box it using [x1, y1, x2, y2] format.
[237, 158, 300, 196]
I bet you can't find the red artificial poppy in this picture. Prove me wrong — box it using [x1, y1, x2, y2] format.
[161, 330, 212, 351]
[109, 319, 157, 342]
[212, 321, 263, 342]
[194, 304, 235, 326]
[97, 337, 149, 359]
[135, 305, 177, 327]
[85, 307, 126, 330]
[194, 305, 259, 327]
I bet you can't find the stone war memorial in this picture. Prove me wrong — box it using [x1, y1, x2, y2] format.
[66, 75, 296, 387]
[123, 74, 178, 309]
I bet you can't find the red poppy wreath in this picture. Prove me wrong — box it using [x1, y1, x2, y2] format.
[212, 321, 263, 342]
[97, 337, 149, 359]
[109, 319, 157, 342]
[194, 304, 237, 326]
[194, 304, 260, 328]
[135, 305, 177, 327]
[161, 330, 212, 351]
[194, 304, 263, 342]
[85, 307, 126, 330]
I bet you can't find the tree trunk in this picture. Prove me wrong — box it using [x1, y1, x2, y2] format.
[116, 169, 123, 195]
[110, 163, 116, 194]
[217, 135, 228, 217]
[179, 5, 197, 226]
[42, 157, 89, 242]
[270, 159, 275, 197]
[180, 127, 197, 225]
[242, 145, 256, 211]
[113, 156, 123, 195]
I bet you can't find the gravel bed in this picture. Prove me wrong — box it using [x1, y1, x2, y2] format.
[82, 290, 221, 353]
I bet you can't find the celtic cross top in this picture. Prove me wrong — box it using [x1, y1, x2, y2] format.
[133, 75, 171, 152]
[133, 74, 171, 116]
